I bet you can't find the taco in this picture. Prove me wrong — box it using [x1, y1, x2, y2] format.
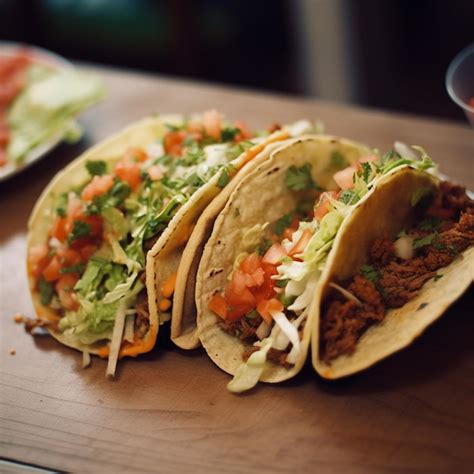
[26, 111, 305, 376]
[312, 161, 474, 379]
[196, 135, 379, 392]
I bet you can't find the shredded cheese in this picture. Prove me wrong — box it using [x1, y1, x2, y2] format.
[106, 302, 127, 378]
[123, 314, 135, 343]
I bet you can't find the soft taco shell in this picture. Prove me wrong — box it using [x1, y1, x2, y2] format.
[311, 166, 474, 379]
[27, 115, 184, 356]
[195, 136, 370, 382]
[147, 132, 292, 340]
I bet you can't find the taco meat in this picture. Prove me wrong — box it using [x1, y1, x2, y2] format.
[321, 181, 474, 363]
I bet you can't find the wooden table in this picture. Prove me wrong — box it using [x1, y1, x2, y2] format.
[1, 65, 473, 474]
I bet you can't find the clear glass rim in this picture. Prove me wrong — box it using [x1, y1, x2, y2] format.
[446, 43, 474, 114]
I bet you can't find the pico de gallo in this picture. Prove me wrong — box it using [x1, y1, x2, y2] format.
[208, 144, 438, 392]
[28, 111, 299, 376]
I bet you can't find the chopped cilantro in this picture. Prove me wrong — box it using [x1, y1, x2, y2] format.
[274, 213, 294, 236]
[276, 279, 288, 288]
[217, 165, 235, 188]
[433, 274, 443, 281]
[86, 179, 131, 214]
[56, 192, 68, 217]
[60, 263, 86, 274]
[284, 164, 319, 191]
[255, 238, 272, 256]
[39, 276, 54, 305]
[85, 160, 107, 176]
[360, 264, 379, 282]
[381, 149, 402, 164]
[165, 123, 180, 132]
[418, 216, 442, 232]
[67, 221, 91, 244]
[329, 151, 347, 169]
[360, 162, 372, 183]
[412, 233, 437, 250]
[225, 141, 253, 161]
[339, 189, 358, 205]
[221, 126, 239, 142]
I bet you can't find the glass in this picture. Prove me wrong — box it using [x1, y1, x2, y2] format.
[446, 43, 474, 127]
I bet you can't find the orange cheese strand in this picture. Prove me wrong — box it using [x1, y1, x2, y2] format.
[240, 131, 289, 167]
[159, 298, 172, 311]
[98, 323, 158, 359]
[161, 272, 177, 299]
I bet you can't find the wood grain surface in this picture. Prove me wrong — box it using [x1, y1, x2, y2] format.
[1, 65, 473, 474]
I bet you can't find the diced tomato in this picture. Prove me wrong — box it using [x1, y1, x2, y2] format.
[227, 270, 248, 296]
[234, 120, 252, 141]
[240, 252, 261, 275]
[50, 217, 69, 242]
[226, 303, 255, 322]
[314, 191, 339, 222]
[202, 109, 222, 140]
[67, 214, 103, 249]
[289, 228, 313, 256]
[115, 159, 141, 190]
[0, 125, 9, 146]
[147, 165, 163, 181]
[252, 263, 277, 303]
[0, 148, 6, 167]
[333, 165, 357, 190]
[163, 130, 186, 156]
[187, 120, 204, 133]
[28, 244, 50, 278]
[81, 175, 114, 201]
[125, 147, 148, 162]
[244, 267, 265, 287]
[55, 274, 79, 310]
[208, 294, 228, 319]
[56, 247, 82, 267]
[79, 244, 97, 261]
[257, 298, 283, 325]
[42, 256, 62, 282]
[263, 243, 287, 265]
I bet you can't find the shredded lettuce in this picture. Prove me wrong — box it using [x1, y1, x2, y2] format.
[227, 339, 273, 393]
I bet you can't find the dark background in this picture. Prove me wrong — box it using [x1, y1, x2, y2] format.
[1, 0, 473, 121]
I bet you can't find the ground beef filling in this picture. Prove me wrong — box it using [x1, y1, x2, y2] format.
[321, 182, 474, 363]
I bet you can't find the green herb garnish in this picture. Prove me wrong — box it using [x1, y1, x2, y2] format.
[284, 163, 319, 191]
[255, 238, 272, 256]
[339, 189, 358, 205]
[39, 276, 54, 305]
[221, 126, 239, 142]
[55, 192, 68, 217]
[360, 264, 379, 282]
[412, 233, 437, 250]
[274, 213, 294, 236]
[68, 221, 91, 244]
[85, 160, 107, 176]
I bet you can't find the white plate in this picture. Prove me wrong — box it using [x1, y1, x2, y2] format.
[0, 42, 74, 182]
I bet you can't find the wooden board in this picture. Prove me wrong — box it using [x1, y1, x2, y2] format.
[1, 65, 473, 474]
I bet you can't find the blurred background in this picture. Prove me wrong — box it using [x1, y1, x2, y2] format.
[1, 0, 473, 121]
